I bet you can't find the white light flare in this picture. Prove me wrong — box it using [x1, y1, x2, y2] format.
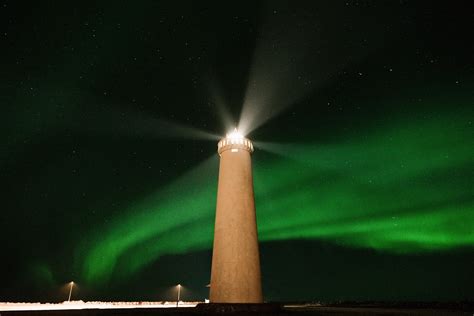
[226, 128, 244, 140]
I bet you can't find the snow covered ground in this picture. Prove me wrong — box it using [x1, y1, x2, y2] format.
[0, 301, 199, 311]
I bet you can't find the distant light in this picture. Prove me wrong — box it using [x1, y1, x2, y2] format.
[231, 149, 238, 152]
[68, 281, 75, 302]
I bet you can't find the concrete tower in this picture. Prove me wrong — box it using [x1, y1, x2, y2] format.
[210, 129, 263, 303]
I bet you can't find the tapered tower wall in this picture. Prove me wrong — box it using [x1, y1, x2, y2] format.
[209, 135, 263, 303]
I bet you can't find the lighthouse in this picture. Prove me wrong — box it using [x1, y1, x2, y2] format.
[209, 129, 263, 303]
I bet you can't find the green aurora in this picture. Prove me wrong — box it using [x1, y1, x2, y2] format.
[80, 110, 473, 285]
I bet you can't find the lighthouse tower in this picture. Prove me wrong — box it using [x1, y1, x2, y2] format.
[209, 129, 263, 303]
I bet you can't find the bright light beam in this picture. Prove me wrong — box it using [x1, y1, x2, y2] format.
[207, 72, 235, 133]
[239, 2, 405, 135]
[68, 106, 220, 141]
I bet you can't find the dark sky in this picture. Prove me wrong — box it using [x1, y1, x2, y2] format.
[1, 0, 473, 302]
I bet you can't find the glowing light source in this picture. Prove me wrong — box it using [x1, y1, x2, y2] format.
[226, 128, 244, 140]
[176, 284, 182, 307]
[217, 128, 254, 155]
[67, 281, 74, 302]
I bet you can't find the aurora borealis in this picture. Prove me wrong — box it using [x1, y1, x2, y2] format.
[1, 0, 473, 302]
[80, 109, 473, 286]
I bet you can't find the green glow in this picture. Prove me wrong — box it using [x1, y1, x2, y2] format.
[79, 156, 218, 284]
[80, 111, 473, 284]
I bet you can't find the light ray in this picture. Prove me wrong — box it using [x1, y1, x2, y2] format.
[207, 73, 235, 132]
[70, 106, 219, 141]
[239, 2, 404, 134]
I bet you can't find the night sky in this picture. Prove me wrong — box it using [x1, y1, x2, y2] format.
[1, 0, 473, 303]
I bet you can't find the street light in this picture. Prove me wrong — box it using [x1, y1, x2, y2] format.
[176, 284, 181, 307]
[67, 281, 74, 302]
